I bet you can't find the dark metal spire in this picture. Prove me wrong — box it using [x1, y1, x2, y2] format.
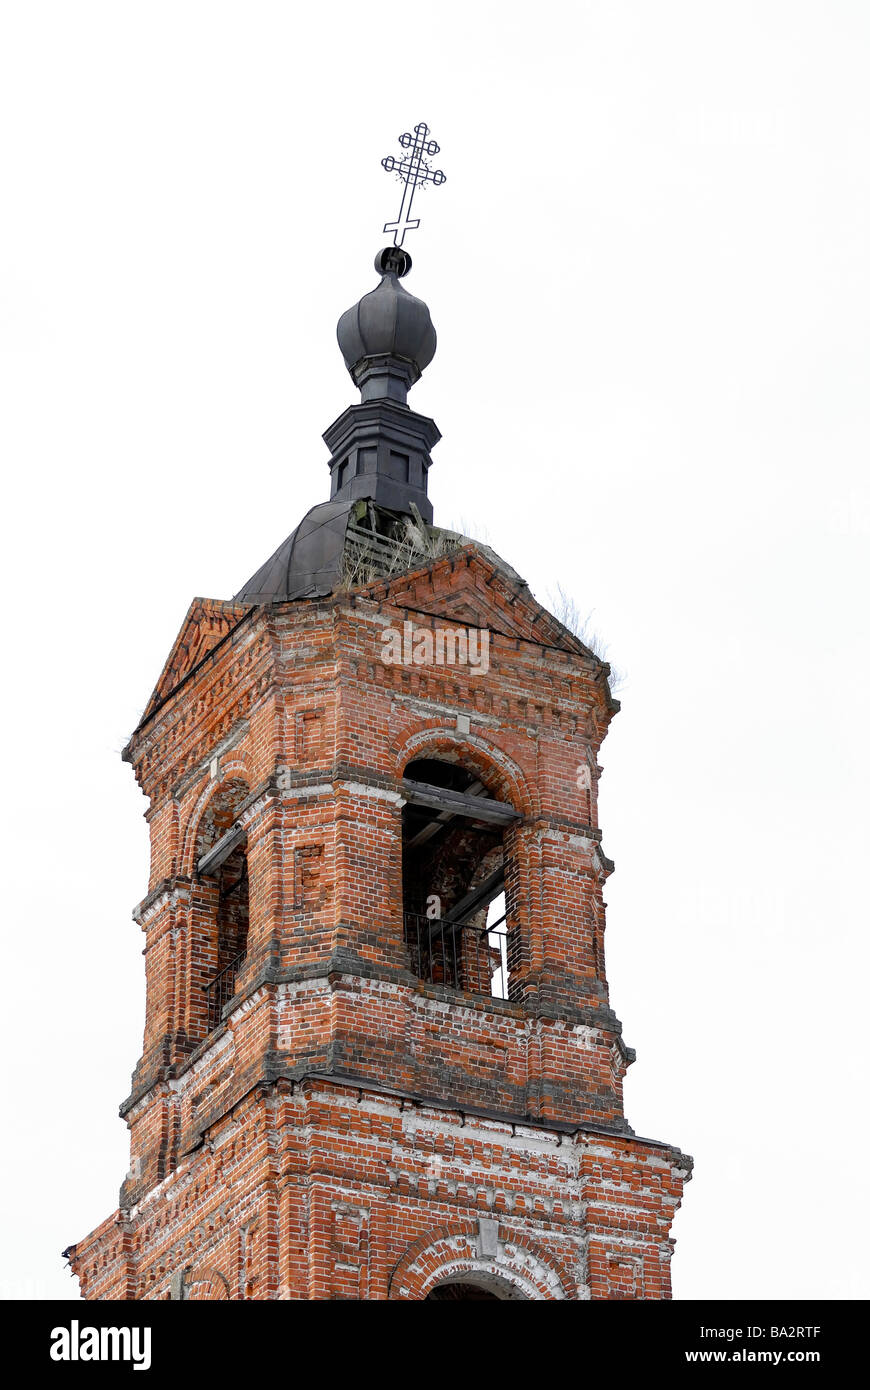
[234, 125, 447, 604]
[327, 250, 440, 521]
[324, 121, 446, 519]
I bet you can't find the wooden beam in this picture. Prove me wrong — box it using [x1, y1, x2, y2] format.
[197, 822, 246, 878]
[405, 778, 487, 848]
[401, 779, 521, 825]
[442, 867, 506, 926]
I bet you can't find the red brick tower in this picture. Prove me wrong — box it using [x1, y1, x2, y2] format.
[66, 243, 691, 1302]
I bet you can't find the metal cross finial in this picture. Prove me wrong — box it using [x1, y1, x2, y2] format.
[381, 122, 446, 248]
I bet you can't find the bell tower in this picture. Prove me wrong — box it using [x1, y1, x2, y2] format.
[65, 134, 691, 1301]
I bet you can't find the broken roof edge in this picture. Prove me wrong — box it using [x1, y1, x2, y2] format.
[232, 498, 356, 605]
[347, 539, 613, 656]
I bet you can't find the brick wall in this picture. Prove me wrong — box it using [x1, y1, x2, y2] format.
[69, 1078, 689, 1301]
[66, 547, 691, 1299]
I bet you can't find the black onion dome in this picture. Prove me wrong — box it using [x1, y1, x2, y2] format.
[337, 271, 436, 378]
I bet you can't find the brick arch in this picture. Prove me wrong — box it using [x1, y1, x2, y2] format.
[387, 1224, 577, 1301]
[180, 771, 251, 877]
[393, 726, 534, 818]
[222, 749, 252, 772]
[217, 750, 252, 785]
[185, 1264, 231, 1300]
[181, 774, 252, 1042]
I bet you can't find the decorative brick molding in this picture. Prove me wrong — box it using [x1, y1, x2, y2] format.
[184, 1265, 231, 1301]
[388, 1223, 579, 1301]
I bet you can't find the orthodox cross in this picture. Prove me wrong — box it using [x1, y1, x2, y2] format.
[381, 122, 446, 248]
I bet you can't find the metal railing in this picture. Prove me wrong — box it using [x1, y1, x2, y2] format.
[203, 951, 246, 1032]
[404, 912, 513, 999]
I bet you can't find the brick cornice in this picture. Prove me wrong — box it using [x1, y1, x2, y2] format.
[117, 959, 630, 1119]
[133, 877, 191, 928]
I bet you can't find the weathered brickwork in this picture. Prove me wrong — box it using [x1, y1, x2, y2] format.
[66, 545, 691, 1299]
[69, 1078, 688, 1301]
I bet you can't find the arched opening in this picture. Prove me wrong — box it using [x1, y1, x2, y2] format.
[189, 780, 250, 1041]
[207, 837, 249, 1031]
[426, 1283, 501, 1301]
[401, 756, 520, 999]
[424, 1274, 528, 1301]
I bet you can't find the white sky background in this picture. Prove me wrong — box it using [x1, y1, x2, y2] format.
[1, 1, 867, 1301]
